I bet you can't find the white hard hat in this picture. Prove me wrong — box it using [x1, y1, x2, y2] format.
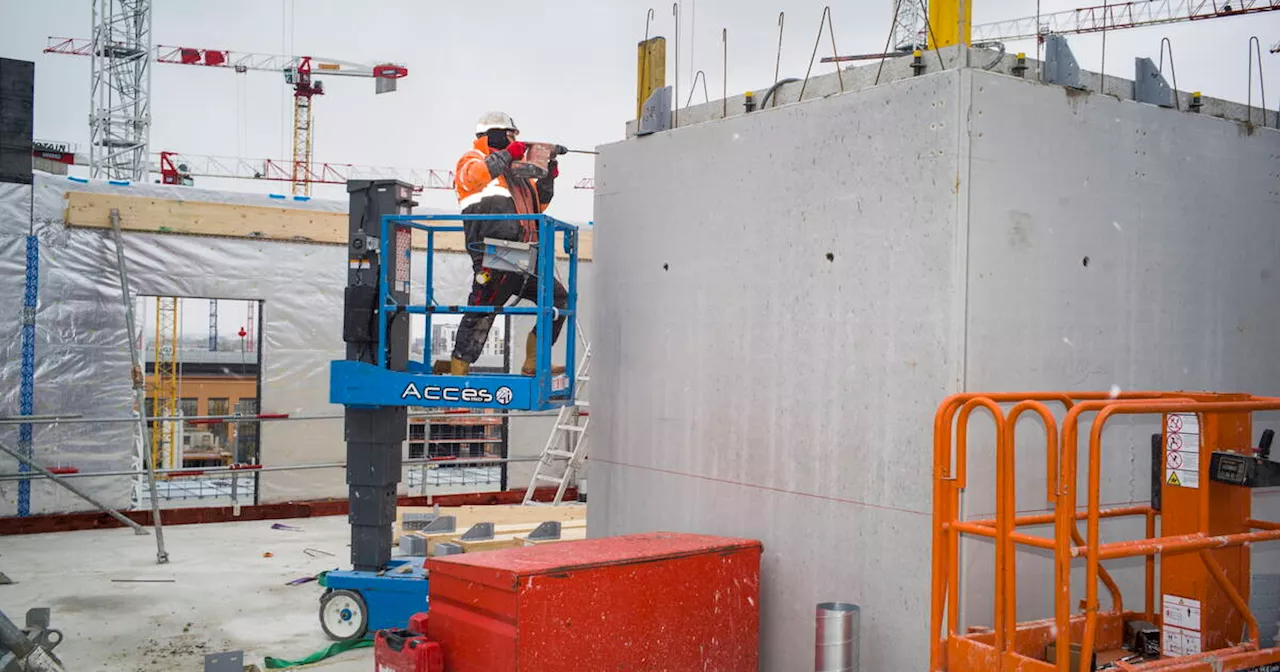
[475, 111, 518, 135]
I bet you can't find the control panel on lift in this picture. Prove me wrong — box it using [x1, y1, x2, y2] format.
[1210, 429, 1280, 488]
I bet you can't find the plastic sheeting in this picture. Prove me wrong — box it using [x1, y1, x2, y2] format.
[0, 174, 592, 514]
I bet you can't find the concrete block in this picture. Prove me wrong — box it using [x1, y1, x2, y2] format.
[596, 69, 963, 671]
[596, 62, 1280, 670]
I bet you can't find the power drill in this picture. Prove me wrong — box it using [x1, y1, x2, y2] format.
[510, 142, 569, 180]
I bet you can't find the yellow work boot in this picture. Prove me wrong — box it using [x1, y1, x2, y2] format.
[450, 357, 470, 376]
[432, 359, 451, 374]
[521, 331, 565, 376]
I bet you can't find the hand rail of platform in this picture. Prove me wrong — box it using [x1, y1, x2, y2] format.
[376, 213, 581, 409]
[929, 392, 1280, 672]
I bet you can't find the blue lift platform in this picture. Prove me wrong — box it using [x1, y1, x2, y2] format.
[318, 180, 582, 641]
[329, 212, 581, 412]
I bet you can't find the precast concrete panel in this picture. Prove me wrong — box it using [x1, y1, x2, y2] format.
[960, 69, 1280, 628]
[592, 71, 965, 671]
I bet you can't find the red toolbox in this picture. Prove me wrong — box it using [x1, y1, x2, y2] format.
[425, 531, 762, 672]
[374, 613, 443, 672]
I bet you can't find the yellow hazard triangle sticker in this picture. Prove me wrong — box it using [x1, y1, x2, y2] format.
[1167, 472, 1182, 486]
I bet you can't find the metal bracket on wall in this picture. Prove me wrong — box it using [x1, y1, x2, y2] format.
[459, 522, 494, 542]
[526, 520, 562, 542]
[400, 507, 446, 533]
[1134, 57, 1173, 108]
[637, 86, 673, 136]
[421, 515, 456, 534]
[1042, 34, 1081, 89]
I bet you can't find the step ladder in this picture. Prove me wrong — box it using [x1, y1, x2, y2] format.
[523, 328, 591, 506]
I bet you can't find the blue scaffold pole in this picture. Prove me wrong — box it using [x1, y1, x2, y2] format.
[17, 234, 38, 516]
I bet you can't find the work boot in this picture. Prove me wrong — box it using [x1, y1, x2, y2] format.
[450, 357, 470, 376]
[432, 359, 451, 375]
[521, 331, 565, 376]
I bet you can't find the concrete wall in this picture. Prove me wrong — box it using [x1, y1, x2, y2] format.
[592, 71, 965, 671]
[594, 63, 1280, 670]
[959, 68, 1280, 628]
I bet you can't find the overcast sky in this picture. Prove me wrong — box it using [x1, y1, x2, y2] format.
[2, 0, 1278, 225]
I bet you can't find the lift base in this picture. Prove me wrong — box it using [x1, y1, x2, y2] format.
[945, 611, 1280, 671]
[320, 560, 430, 641]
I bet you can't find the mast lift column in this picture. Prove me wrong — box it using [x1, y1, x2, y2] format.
[343, 179, 415, 572]
[313, 179, 428, 643]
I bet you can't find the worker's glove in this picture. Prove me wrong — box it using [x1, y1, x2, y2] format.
[547, 159, 559, 179]
[506, 141, 527, 161]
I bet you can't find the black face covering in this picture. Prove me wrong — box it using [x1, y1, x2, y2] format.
[485, 128, 511, 150]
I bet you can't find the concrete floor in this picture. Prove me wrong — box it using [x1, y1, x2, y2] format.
[0, 516, 375, 671]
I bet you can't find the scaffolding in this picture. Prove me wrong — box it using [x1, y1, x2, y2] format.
[88, 0, 152, 180]
[149, 297, 179, 471]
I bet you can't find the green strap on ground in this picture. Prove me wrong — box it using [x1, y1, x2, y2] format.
[263, 639, 373, 669]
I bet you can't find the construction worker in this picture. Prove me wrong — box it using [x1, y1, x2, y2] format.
[447, 111, 567, 377]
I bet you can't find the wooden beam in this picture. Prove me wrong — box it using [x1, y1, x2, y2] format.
[63, 191, 593, 260]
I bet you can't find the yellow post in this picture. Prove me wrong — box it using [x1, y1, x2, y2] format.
[927, 0, 971, 49]
[636, 36, 667, 120]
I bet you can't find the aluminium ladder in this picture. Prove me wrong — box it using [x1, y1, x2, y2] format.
[522, 329, 591, 506]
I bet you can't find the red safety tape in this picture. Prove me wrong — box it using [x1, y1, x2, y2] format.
[47, 467, 79, 474]
[183, 413, 291, 426]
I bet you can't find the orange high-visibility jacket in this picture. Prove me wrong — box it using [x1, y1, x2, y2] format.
[454, 136, 549, 216]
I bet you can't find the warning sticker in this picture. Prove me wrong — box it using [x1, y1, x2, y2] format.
[1163, 626, 1202, 656]
[1165, 413, 1200, 488]
[1162, 595, 1202, 656]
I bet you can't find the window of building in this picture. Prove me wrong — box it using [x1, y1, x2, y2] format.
[207, 398, 230, 448]
[235, 398, 259, 463]
[180, 398, 198, 431]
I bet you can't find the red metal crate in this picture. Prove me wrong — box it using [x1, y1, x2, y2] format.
[426, 531, 762, 672]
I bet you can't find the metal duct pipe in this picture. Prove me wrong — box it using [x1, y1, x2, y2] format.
[814, 602, 860, 672]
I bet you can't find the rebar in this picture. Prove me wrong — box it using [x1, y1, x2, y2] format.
[686, 70, 709, 107]
[918, 0, 946, 72]
[1248, 36, 1268, 127]
[775, 12, 785, 86]
[876, 0, 906, 85]
[722, 28, 728, 118]
[672, 2, 680, 127]
[1159, 37, 1179, 110]
[800, 6, 844, 102]
[1100, 0, 1110, 93]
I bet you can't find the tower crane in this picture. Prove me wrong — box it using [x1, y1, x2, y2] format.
[156, 150, 454, 193]
[886, 0, 1278, 53]
[45, 37, 408, 196]
[971, 0, 1279, 43]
